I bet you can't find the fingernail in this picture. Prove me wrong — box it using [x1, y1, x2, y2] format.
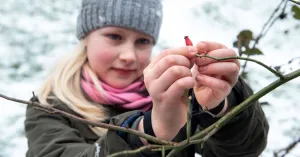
[196, 75, 203, 82]
[197, 42, 206, 52]
[198, 66, 207, 72]
[187, 46, 197, 54]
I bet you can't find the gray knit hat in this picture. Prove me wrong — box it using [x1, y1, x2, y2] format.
[76, 0, 163, 43]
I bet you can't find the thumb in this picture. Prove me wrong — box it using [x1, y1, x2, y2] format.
[191, 65, 202, 88]
[194, 74, 205, 89]
[188, 56, 196, 69]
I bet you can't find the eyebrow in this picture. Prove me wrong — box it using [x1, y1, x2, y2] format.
[103, 27, 124, 33]
[103, 27, 153, 41]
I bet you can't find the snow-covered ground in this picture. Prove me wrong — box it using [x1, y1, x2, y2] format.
[1, 0, 299, 156]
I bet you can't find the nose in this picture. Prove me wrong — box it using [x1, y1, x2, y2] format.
[119, 43, 137, 63]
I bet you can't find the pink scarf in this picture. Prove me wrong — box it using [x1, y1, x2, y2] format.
[80, 68, 152, 111]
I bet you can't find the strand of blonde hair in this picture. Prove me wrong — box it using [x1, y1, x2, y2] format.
[38, 40, 108, 136]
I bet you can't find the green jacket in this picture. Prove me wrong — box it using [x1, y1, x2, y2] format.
[24, 78, 269, 157]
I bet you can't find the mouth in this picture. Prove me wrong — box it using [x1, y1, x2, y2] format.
[112, 68, 136, 75]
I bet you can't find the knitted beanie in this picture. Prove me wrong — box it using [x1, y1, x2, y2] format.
[76, 0, 163, 43]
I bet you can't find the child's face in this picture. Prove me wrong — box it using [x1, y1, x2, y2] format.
[86, 26, 153, 88]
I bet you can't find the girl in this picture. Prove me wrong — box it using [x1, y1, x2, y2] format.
[25, 0, 269, 156]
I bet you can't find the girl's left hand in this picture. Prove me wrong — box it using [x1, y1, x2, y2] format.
[192, 41, 240, 112]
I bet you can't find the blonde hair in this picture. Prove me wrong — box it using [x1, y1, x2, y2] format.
[38, 40, 108, 136]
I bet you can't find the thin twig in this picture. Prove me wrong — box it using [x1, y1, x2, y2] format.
[166, 127, 219, 157]
[0, 94, 174, 145]
[272, 56, 300, 68]
[190, 127, 219, 145]
[107, 145, 160, 157]
[262, 0, 285, 39]
[241, 0, 286, 74]
[165, 141, 189, 157]
[258, 0, 285, 43]
[166, 126, 219, 157]
[186, 95, 192, 143]
[196, 54, 286, 80]
[289, 0, 300, 5]
[109, 143, 185, 157]
[274, 138, 300, 157]
[162, 146, 166, 157]
[263, 0, 288, 38]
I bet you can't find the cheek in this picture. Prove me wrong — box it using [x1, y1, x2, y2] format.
[88, 46, 116, 64]
[87, 50, 118, 79]
[137, 52, 151, 70]
[86, 36, 116, 64]
[91, 51, 110, 62]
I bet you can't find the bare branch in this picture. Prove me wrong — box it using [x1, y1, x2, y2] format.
[166, 127, 219, 157]
[167, 68, 300, 156]
[241, 0, 287, 73]
[0, 94, 174, 145]
[196, 54, 286, 80]
[107, 145, 161, 157]
[271, 56, 300, 72]
[186, 95, 192, 143]
[274, 138, 300, 157]
[289, 0, 300, 5]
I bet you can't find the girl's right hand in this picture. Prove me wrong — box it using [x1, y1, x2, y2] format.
[141, 46, 198, 141]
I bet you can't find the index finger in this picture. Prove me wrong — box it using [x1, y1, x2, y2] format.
[196, 41, 227, 54]
[148, 46, 197, 68]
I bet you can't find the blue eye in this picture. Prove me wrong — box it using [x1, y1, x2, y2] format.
[137, 38, 150, 44]
[107, 34, 122, 40]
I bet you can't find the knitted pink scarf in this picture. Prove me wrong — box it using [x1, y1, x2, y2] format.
[80, 68, 152, 111]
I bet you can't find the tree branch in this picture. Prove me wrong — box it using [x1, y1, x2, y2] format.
[186, 95, 192, 143]
[289, 0, 300, 5]
[271, 56, 300, 71]
[241, 0, 287, 74]
[107, 145, 161, 157]
[0, 94, 174, 145]
[274, 138, 300, 157]
[196, 54, 286, 80]
[166, 126, 219, 157]
[166, 68, 300, 157]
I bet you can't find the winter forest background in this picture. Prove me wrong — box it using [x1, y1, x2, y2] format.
[0, 0, 300, 156]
